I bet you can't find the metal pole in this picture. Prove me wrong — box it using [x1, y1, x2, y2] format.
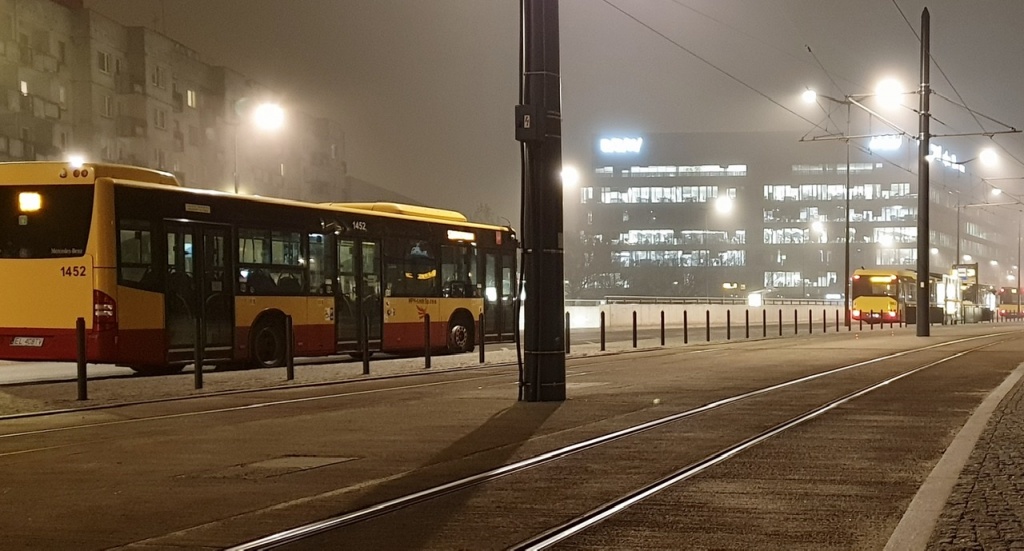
[519, 0, 565, 401]
[706, 309, 711, 342]
[479, 313, 485, 363]
[762, 309, 767, 338]
[565, 312, 571, 355]
[844, 101, 852, 328]
[778, 309, 782, 336]
[362, 315, 370, 375]
[745, 309, 750, 339]
[632, 310, 637, 348]
[193, 314, 203, 390]
[76, 317, 87, 401]
[660, 310, 665, 346]
[424, 313, 431, 369]
[600, 311, 606, 351]
[683, 310, 688, 344]
[916, 7, 931, 336]
[285, 315, 294, 381]
[794, 309, 798, 335]
[726, 310, 731, 340]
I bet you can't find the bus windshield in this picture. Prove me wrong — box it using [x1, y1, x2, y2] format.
[851, 275, 899, 298]
[0, 184, 94, 258]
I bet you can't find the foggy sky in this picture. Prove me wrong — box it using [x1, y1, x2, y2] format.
[85, 0, 1024, 226]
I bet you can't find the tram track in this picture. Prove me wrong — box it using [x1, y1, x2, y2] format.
[218, 333, 1013, 550]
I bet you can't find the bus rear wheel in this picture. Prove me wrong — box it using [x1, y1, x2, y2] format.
[447, 314, 475, 354]
[251, 319, 286, 369]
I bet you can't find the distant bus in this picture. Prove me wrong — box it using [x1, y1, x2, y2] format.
[0, 162, 519, 374]
[850, 267, 959, 324]
[997, 286, 1022, 319]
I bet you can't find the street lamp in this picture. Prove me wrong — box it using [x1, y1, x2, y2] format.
[232, 101, 286, 194]
[801, 82, 906, 327]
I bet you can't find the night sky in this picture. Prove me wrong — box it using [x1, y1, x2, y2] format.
[85, 0, 1024, 226]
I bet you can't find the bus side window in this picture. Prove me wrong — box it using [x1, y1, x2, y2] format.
[117, 221, 157, 291]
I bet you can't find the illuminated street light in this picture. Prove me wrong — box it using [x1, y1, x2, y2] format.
[800, 80, 905, 327]
[714, 195, 734, 214]
[233, 100, 287, 194]
[560, 165, 580, 188]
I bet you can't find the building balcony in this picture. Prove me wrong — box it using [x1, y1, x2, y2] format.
[116, 115, 147, 138]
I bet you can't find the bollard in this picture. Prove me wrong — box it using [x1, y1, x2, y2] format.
[362, 315, 370, 375]
[745, 310, 750, 339]
[726, 310, 731, 340]
[836, 310, 840, 332]
[194, 314, 203, 390]
[823, 309, 827, 333]
[809, 309, 813, 335]
[683, 310, 688, 344]
[778, 309, 783, 337]
[632, 310, 638, 348]
[76, 317, 87, 401]
[793, 309, 798, 335]
[565, 312, 571, 355]
[479, 313, 485, 363]
[600, 311, 606, 351]
[424, 313, 431, 369]
[706, 310, 711, 342]
[870, 311, 874, 331]
[762, 309, 767, 338]
[859, 314, 863, 331]
[660, 310, 665, 346]
[285, 315, 294, 381]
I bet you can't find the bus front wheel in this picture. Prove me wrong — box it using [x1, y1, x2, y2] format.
[251, 318, 286, 369]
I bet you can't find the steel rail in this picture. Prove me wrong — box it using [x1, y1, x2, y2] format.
[225, 332, 1008, 551]
[512, 340, 1004, 550]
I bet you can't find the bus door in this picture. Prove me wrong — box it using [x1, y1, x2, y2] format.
[164, 222, 234, 363]
[483, 252, 517, 341]
[336, 238, 382, 352]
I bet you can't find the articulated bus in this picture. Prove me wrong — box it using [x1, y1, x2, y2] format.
[850, 268, 959, 324]
[0, 162, 519, 374]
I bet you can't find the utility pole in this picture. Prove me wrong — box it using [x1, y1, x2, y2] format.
[916, 8, 931, 336]
[516, 0, 565, 401]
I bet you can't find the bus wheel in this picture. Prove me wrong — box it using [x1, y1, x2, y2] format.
[447, 314, 475, 354]
[129, 365, 185, 376]
[251, 319, 286, 369]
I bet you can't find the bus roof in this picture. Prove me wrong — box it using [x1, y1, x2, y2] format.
[0, 161, 180, 187]
[323, 202, 468, 223]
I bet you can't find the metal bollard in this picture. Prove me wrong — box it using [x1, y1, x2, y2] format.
[632, 310, 638, 348]
[870, 311, 874, 330]
[835, 310, 839, 332]
[362, 315, 370, 375]
[706, 310, 711, 342]
[793, 309, 798, 335]
[479, 313, 485, 364]
[778, 309, 783, 336]
[565, 312, 571, 355]
[683, 310, 688, 344]
[859, 314, 863, 331]
[823, 309, 827, 333]
[762, 309, 767, 338]
[660, 310, 665, 346]
[424, 313, 431, 369]
[194, 314, 203, 390]
[76, 317, 87, 401]
[285, 315, 294, 381]
[745, 310, 750, 339]
[809, 309, 813, 334]
[600, 311, 606, 351]
[726, 310, 731, 340]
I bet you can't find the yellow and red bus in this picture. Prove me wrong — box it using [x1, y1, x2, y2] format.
[850, 267, 959, 324]
[0, 162, 519, 374]
[997, 286, 1022, 319]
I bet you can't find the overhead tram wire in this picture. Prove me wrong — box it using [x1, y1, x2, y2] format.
[599, 0, 820, 129]
[603, 1, 921, 179]
[891, 0, 1024, 172]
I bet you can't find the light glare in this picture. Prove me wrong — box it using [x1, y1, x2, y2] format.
[253, 103, 285, 131]
[19, 192, 41, 212]
[874, 78, 903, 108]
